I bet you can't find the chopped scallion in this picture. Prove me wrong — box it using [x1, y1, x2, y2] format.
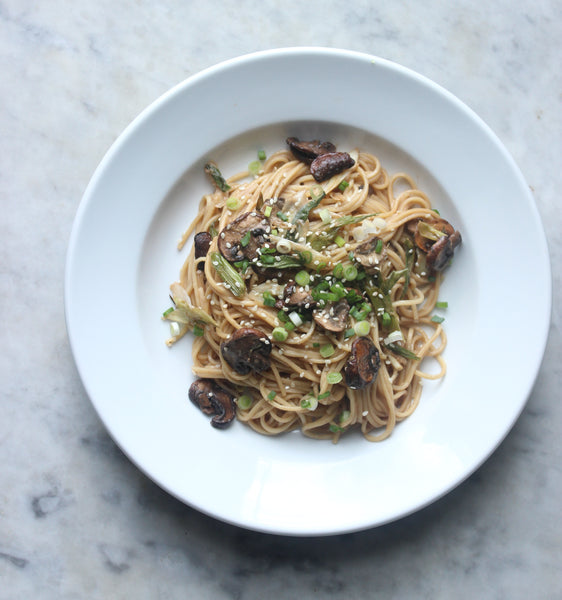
[295, 270, 310, 287]
[343, 265, 358, 281]
[319, 208, 332, 224]
[258, 149, 266, 161]
[263, 205, 272, 218]
[288, 311, 303, 327]
[327, 372, 343, 384]
[240, 231, 251, 247]
[192, 324, 205, 337]
[300, 395, 318, 411]
[248, 160, 261, 175]
[226, 197, 239, 210]
[272, 327, 289, 342]
[210, 252, 246, 297]
[309, 184, 325, 203]
[354, 320, 370, 336]
[162, 307, 174, 317]
[332, 263, 344, 279]
[204, 162, 230, 192]
[334, 235, 345, 247]
[344, 328, 355, 339]
[318, 391, 330, 400]
[237, 394, 253, 409]
[338, 179, 350, 192]
[375, 238, 383, 253]
[329, 423, 345, 433]
[263, 291, 276, 307]
[431, 315, 445, 324]
[267, 391, 276, 401]
[381, 312, 392, 328]
[435, 301, 448, 309]
[233, 259, 249, 271]
[386, 342, 419, 360]
[320, 343, 335, 358]
[276, 211, 288, 222]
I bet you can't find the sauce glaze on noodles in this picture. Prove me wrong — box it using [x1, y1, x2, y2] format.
[167, 146, 457, 442]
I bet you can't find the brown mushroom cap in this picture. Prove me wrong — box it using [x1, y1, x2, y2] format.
[188, 379, 236, 429]
[218, 211, 270, 262]
[310, 152, 355, 182]
[282, 281, 316, 311]
[194, 231, 212, 270]
[313, 299, 350, 333]
[427, 230, 462, 272]
[354, 236, 385, 270]
[411, 217, 462, 272]
[414, 218, 455, 253]
[220, 327, 272, 375]
[286, 137, 337, 164]
[344, 337, 380, 390]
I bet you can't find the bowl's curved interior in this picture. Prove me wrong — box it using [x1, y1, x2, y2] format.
[65, 48, 551, 535]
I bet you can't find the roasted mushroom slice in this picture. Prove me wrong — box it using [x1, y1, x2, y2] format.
[414, 218, 455, 253]
[220, 327, 272, 375]
[282, 280, 316, 311]
[188, 378, 236, 429]
[194, 231, 212, 270]
[354, 236, 385, 270]
[413, 217, 462, 272]
[218, 211, 270, 262]
[286, 137, 336, 164]
[427, 230, 462, 272]
[313, 299, 350, 333]
[310, 152, 355, 182]
[344, 337, 380, 390]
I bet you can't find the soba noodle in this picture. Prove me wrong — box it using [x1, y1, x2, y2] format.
[164, 141, 461, 442]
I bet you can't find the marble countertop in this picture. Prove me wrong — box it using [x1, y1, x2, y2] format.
[2, 1, 560, 598]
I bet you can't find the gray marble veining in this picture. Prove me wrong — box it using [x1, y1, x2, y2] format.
[1, 1, 561, 598]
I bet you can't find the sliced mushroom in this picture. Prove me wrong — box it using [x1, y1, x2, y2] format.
[286, 137, 336, 164]
[218, 211, 270, 262]
[194, 231, 212, 270]
[427, 230, 462, 272]
[344, 337, 380, 390]
[281, 280, 316, 311]
[413, 218, 462, 272]
[313, 299, 350, 333]
[414, 218, 455, 253]
[354, 236, 385, 270]
[220, 327, 272, 375]
[188, 378, 236, 429]
[310, 152, 355, 182]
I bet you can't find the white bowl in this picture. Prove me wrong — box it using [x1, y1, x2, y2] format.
[65, 48, 551, 535]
